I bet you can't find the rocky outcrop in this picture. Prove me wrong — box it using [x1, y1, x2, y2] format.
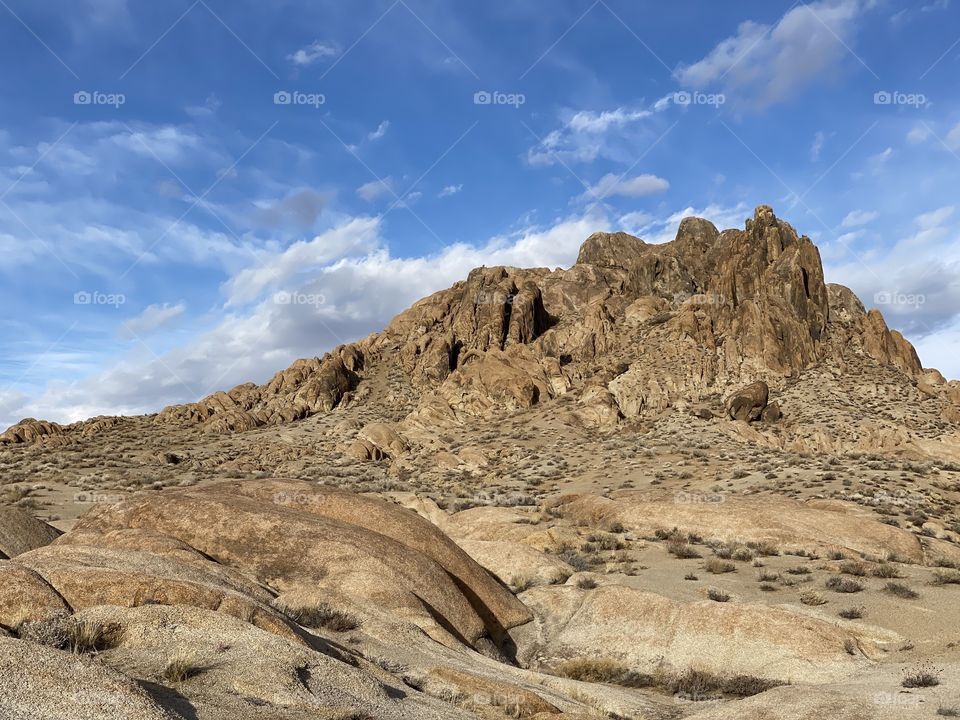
[3, 205, 939, 449]
[49, 480, 531, 647]
[0, 418, 68, 446]
[726, 381, 769, 422]
[156, 349, 360, 433]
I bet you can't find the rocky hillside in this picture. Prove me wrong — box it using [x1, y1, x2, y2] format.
[3, 205, 956, 456]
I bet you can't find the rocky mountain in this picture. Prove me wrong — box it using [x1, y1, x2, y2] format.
[4, 205, 955, 454]
[2, 206, 960, 719]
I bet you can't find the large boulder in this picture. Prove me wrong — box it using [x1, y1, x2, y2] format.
[0, 419, 67, 446]
[358, 422, 408, 457]
[67, 479, 530, 648]
[726, 381, 769, 422]
[514, 584, 891, 684]
[0, 507, 61, 558]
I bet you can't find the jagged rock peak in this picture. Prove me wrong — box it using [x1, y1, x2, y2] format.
[576, 231, 646, 268]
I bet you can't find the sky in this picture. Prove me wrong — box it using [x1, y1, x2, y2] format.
[1, 0, 959, 428]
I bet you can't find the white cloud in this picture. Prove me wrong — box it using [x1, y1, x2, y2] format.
[526, 106, 660, 166]
[566, 108, 652, 134]
[368, 121, 390, 142]
[438, 184, 463, 198]
[676, 0, 866, 108]
[841, 209, 878, 227]
[617, 211, 654, 234]
[867, 147, 893, 174]
[121, 303, 186, 337]
[583, 173, 670, 201]
[287, 41, 337, 66]
[225, 217, 382, 304]
[946, 122, 960, 151]
[916, 206, 955, 229]
[824, 203, 960, 372]
[186, 94, 221, 118]
[356, 177, 395, 202]
[811, 131, 827, 161]
[907, 125, 931, 145]
[110, 125, 205, 165]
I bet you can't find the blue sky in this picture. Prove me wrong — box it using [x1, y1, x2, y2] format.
[1, 0, 959, 427]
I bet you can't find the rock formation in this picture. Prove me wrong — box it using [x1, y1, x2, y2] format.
[4, 205, 950, 457]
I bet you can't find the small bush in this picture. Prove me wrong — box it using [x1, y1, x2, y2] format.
[937, 706, 960, 716]
[664, 669, 782, 700]
[555, 658, 653, 688]
[707, 588, 731, 602]
[712, 544, 734, 559]
[747, 541, 780, 557]
[902, 663, 941, 688]
[840, 561, 867, 577]
[587, 533, 626, 551]
[17, 615, 123, 654]
[509, 574, 533, 593]
[576, 577, 598, 590]
[825, 576, 864, 593]
[932, 570, 960, 586]
[556, 548, 592, 572]
[785, 566, 811, 575]
[280, 603, 361, 632]
[757, 571, 779, 582]
[163, 649, 203, 684]
[667, 540, 701, 559]
[704, 559, 736, 574]
[871, 563, 902, 579]
[838, 606, 865, 619]
[684, 573, 699, 581]
[884, 582, 919, 599]
[800, 591, 827, 606]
